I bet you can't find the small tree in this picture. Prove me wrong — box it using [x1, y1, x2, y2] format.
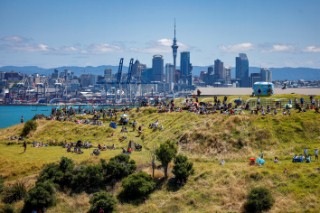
[89, 191, 116, 213]
[71, 164, 104, 193]
[121, 172, 155, 200]
[172, 154, 194, 184]
[22, 181, 56, 213]
[106, 154, 136, 181]
[156, 140, 177, 178]
[21, 120, 37, 137]
[243, 187, 275, 213]
[37, 157, 74, 190]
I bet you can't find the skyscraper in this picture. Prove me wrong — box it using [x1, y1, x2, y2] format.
[214, 59, 224, 80]
[180, 51, 192, 85]
[236, 53, 249, 87]
[171, 20, 178, 83]
[152, 55, 164, 82]
[260, 68, 272, 82]
[165, 63, 174, 91]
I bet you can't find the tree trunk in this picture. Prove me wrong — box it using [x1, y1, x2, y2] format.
[164, 164, 168, 179]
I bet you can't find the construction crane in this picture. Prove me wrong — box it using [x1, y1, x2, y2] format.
[116, 58, 124, 87]
[126, 58, 134, 84]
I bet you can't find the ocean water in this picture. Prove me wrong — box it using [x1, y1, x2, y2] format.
[0, 105, 54, 129]
[0, 104, 137, 129]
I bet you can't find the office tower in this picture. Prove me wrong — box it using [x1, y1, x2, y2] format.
[171, 20, 179, 83]
[180, 51, 192, 85]
[132, 60, 146, 80]
[250, 73, 261, 87]
[152, 55, 164, 82]
[165, 63, 174, 83]
[225, 67, 231, 83]
[236, 53, 249, 87]
[104, 69, 112, 82]
[214, 59, 224, 80]
[260, 68, 272, 82]
[80, 74, 96, 88]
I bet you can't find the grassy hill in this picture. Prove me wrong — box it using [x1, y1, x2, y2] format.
[0, 95, 320, 212]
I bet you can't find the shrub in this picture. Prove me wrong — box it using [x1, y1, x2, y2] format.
[37, 157, 74, 190]
[121, 172, 155, 200]
[156, 140, 178, 178]
[172, 154, 194, 184]
[0, 204, 15, 213]
[243, 187, 275, 213]
[22, 181, 56, 213]
[106, 154, 136, 181]
[2, 181, 27, 203]
[20, 120, 38, 137]
[89, 191, 116, 213]
[71, 164, 104, 193]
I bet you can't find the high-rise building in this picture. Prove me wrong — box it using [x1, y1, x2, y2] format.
[80, 74, 96, 88]
[165, 63, 174, 83]
[180, 51, 192, 85]
[171, 20, 179, 83]
[250, 73, 261, 87]
[132, 60, 146, 80]
[165, 63, 174, 91]
[236, 53, 249, 87]
[104, 69, 112, 82]
[225, 67, 231, 83]
[260, 68, 272, 82]
[214, 59, 224, 80]
[152, 55, 164, 82]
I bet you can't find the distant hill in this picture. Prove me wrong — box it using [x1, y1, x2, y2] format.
[1, 65, 320, 80]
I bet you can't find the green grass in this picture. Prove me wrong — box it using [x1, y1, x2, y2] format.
[0, 95, 320, 212]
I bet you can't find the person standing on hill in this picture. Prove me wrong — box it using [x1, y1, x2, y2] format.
[20, 116, 24, 123]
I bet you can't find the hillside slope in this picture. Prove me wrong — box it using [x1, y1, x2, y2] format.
[0, 104, 320, 212]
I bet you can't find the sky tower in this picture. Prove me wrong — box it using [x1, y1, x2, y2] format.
[171, 19, 178, 83]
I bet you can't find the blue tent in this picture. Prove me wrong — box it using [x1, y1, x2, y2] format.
[110, 122, 117, 129]
[256, 158, 265, 165]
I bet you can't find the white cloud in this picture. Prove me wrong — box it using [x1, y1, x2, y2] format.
[220, 42, 254, 52]
[1, 35, 28, 43]
[271, 44, 294, 52]
[88, 43, 122, 53]
[304, 45, 320, 53]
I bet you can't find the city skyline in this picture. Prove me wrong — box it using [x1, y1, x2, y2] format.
[0, 0, 320, 68]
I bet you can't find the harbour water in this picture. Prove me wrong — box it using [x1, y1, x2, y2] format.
[0, 104, 138, 129]
[0, 105, 54, 129]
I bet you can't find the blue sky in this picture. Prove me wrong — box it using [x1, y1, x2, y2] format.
[0, 0, 320, 68]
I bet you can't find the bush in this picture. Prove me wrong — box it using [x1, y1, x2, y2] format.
[243, 187, 275, 213]
[2, 181, 27, 203]
[37, 157, 74, 190]
[21, 120, 38, 137]
[89, 191, 116, 213]
[22, 182, 56, 213]
[172, 154, 194, 184]
[121, 172, 155, 200]
[106, 154, 136, 181]
[71, 164, 104, 193]
[156, 140, 178, 178]
[0, 204, 15, 213]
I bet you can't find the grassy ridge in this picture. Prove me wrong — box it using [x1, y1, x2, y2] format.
[0, 95, 320, 212]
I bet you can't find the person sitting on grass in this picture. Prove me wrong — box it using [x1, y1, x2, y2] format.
[306, 155, 311, 163]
